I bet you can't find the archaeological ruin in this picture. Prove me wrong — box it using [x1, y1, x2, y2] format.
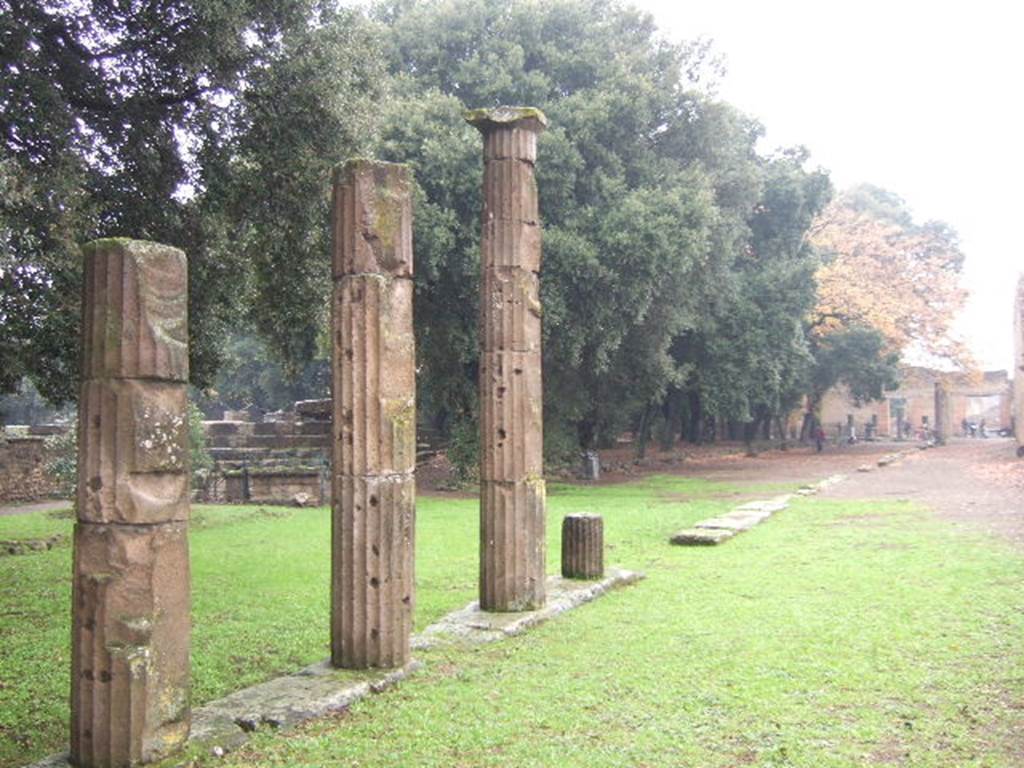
[59, 107, 564, 765]
[1015, 275, 1024, 455]
[72, 239, 192, 766]
[330, 160, 417, 669]
[467, 107, 548, 612]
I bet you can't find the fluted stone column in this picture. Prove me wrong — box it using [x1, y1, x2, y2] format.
[934, 380, 950, 445]
[467, 107, 547, 612]
[330, 160, 416, 668]
[72, 239, 191, 767]
[1015, 276, 1024, 452]
[561, 513, 604, 580]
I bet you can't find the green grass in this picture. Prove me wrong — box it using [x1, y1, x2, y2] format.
[0, 507, 73, 542]
[1, 475, 1022, 767]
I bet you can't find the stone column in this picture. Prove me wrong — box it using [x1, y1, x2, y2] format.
[1015, 276, 1024, 453]
[330, 160, 416, 668]
[466, 107, 547, 612]
[72, 239, 191, 767]
[561, 513, 604, 580]
[934, 380, 950, 445]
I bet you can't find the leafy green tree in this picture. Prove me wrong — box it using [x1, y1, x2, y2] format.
[0, 0, 384, 404]
[377, 0, 727, 460]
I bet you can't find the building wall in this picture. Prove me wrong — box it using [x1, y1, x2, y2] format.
[814, 367, 1011, 438]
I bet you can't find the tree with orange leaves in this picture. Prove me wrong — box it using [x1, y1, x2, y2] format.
[809, 184, 971, 367]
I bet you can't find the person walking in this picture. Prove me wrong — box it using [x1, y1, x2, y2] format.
[815, 424, 826, 453]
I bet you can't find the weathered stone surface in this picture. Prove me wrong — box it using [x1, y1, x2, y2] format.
[478, 350, 543, 482]
[481, 219, 542, 273]
[471, 108, 547, 613]
[332, 275, 416, 476]
[695, 511, 771, 532]
[479, 478, 546, 611]
[415, 568, 642, 649]
[934, 380, 950, 446]
[481, 159, 540, 225]
[73, 237, 191, 767]
[331, 160, 413, 279]
[561, 513, 603, 580]
[331, 160, 417, 670]
[465, 106, 547, 162]
[480, 267, 541, 353]
[331, 474, 415, 669]
[77, 379, 189, 525]
[81, 239, 188, 382]
[71, 522, 190, 766]
[669, 527, 736, 546]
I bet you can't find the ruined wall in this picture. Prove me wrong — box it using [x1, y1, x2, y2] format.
[818, 367, 1012, 439]
[0, 436, 61, 503]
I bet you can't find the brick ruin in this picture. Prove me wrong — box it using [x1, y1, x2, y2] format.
[200, 399, 331, 505]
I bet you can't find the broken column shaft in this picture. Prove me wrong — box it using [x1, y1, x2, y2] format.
[561, 513, 604, 580]
[934, 380, 950, 445]
[467, 107, 548, 612]
[331, 160, 416, 668]
[72, 239, 191, 767]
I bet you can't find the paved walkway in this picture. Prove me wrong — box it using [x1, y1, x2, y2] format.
[0, 499, 70, 517]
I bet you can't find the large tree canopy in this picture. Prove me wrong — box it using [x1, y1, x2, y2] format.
[1, 0, 970, 462]
[0, 0, 384, 403]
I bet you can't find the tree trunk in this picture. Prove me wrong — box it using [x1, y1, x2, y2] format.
[660, 389, 683, 451]
[686, 390, 703, 444]
[775, 415, 788, 450]
[635, 403, 654, 459]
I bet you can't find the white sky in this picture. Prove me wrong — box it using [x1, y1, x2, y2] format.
[635, 0, 1024, 371]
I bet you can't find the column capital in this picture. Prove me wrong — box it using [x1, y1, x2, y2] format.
[465, 106, 548, 133]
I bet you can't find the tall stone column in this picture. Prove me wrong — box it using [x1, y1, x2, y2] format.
[330, 160, 416, 668]
[72, 239, 191, 767]
[467, 107, 547, 612]
[1015, 276, 1024, 452]
[934, 380, 950, 445]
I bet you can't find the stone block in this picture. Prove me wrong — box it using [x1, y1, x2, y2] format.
[481, 219, 542, 273]
[332, 474, 415, 668]
[479, 351, 543, 482]
[481, 159, 539, 225]
[295, 399, 332, 419]
[71, 521, 190, 766]
[669, 527, 736, 546]
[77, 379, 189, 525]
[480, 478, 547, 611]
[331, 160, 413, 279]
[333, 275, 416, 476]
[480, 267, 541, 353]
[81, 239, 188, 382]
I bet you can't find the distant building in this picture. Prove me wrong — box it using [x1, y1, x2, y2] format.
[815, 366, 1012, 438]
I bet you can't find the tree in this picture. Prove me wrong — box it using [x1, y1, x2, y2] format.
[0, 0, 385, 405]
[809, 184, 970, 367]
[377, 0, 728, 459]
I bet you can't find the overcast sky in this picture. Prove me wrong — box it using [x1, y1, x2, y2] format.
[634, 0, 1023, 371]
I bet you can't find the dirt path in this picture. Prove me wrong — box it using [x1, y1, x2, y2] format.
[0, 499, 70, 517]
[820, 437, 1024, 547]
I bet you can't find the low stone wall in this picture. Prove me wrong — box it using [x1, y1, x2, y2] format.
[0, 437, 61, 504]
[222, 471, 325, 506]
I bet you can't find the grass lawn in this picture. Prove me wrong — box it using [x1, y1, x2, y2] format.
[1, 475, 1023, 767]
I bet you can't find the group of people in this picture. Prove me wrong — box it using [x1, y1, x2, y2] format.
[961, 418, 988, 438]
